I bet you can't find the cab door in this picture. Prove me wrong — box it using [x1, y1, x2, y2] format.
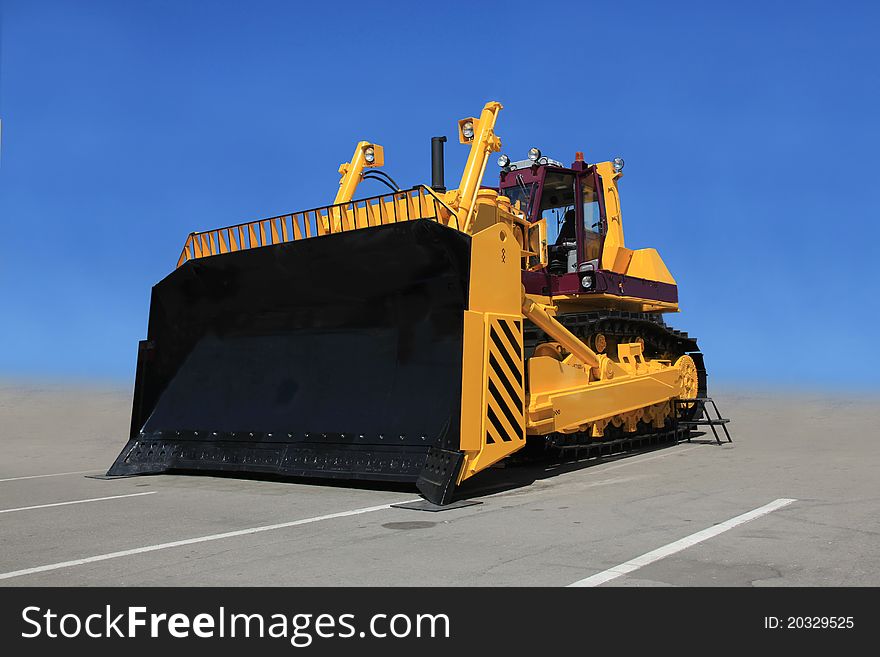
[577, 171, 603, 268]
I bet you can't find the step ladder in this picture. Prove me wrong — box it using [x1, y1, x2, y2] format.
[674, 398, 732, 445]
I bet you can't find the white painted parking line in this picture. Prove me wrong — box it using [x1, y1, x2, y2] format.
[0, 469, 102, 483]
[568, 498, 797, 587]
[0, 499, 419, 581]
[0, 491, 156, 515]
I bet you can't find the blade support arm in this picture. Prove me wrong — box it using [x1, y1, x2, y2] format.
[521, 294, 600, 370]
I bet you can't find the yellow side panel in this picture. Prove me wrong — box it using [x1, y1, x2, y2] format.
[605, 245, 633, 273]
[627, 248, 676, 285]
[596, 161, 628, 274]
[457, 223, 528, 481]
[459, 314, 526, 481]
[470, 202, 498, 234]
[483, 316, 526, 448]
[468, 223, 521, 315]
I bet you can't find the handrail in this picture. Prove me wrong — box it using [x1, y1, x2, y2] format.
[176, 185, 459, 267]
[420, 184, 458, 218]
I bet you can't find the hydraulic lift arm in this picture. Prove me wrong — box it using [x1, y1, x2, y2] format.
[334, 141, 385, 205]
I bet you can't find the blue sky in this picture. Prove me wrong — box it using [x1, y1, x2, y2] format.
[0, 0, 877, 392]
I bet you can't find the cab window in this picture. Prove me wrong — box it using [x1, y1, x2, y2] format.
[539, 172, 577, 245]
[581, 176, 602, 265]
[502, 175, 536, 217]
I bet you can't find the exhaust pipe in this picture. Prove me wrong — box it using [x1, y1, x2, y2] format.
[431, 136, 447, 192]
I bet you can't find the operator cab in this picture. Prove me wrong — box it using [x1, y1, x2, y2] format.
[498, 150, 604, 281]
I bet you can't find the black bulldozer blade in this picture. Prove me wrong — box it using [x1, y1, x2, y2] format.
[108, 219, 470, 504]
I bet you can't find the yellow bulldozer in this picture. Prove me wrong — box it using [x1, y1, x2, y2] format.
[108, 101, 727, 505]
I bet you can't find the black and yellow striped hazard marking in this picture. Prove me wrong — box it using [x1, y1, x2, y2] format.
[485, 318, 525, 445]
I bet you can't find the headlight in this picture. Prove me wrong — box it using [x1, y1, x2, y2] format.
[581, 274, 594, 290]
[613, 157, 625, 172]
[528, 147, 541, 161]
[364, 146, 375, 164]
[462, 121, 474, 140]
[497, 154, 510, 167]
